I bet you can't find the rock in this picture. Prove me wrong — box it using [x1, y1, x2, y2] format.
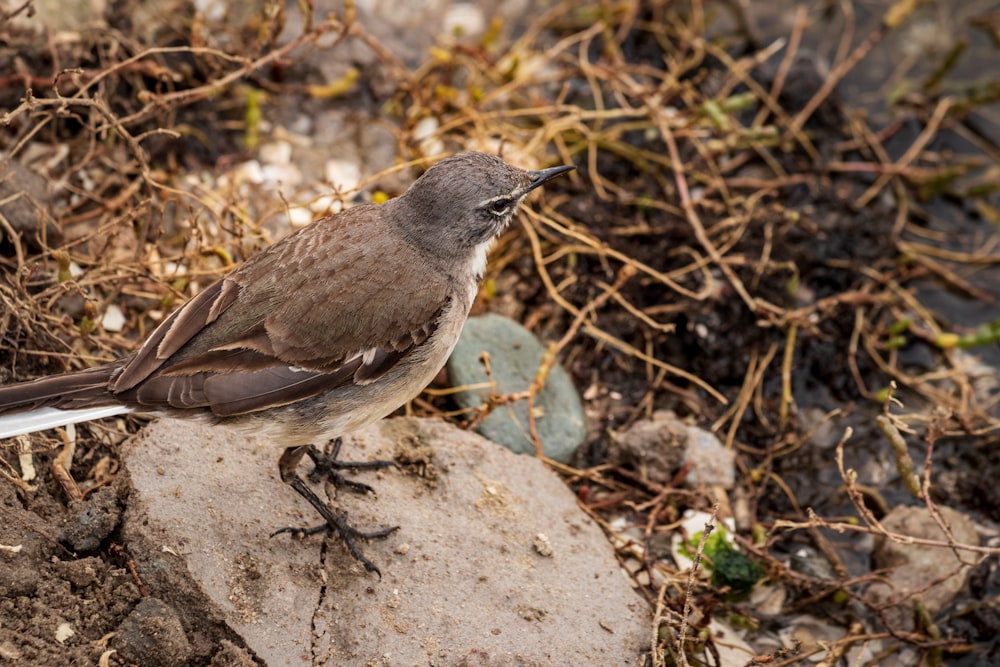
[0, 158, 62, 249]
[113, 598, 193, 667]
[208, 640, 257, 667]
[53, 556, 103, 589]
[867, 504, 980, 631]
[443, 2, 486, 38]
[121, 416, 648, 666]
[779, 614, 845, 659]
[61, 487, 121, 553]
[609, 410, 735, 488]
[447, 314, 586, 462]
[707, 618, 756, 665]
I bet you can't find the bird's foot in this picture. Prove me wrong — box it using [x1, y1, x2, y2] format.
[274, 441, 398, 576]
[303, 437, 397, 495]
[271, 507, 399, 576]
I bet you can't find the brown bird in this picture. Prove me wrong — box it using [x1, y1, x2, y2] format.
[0, 151, 574, 574]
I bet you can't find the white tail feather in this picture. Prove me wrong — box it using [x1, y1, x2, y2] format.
[0, 406, 133, 439]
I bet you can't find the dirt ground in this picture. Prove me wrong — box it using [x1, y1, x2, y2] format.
[1, 0, 999, 665]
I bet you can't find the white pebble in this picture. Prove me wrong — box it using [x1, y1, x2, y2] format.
[231, 160, 264, 185]
[100, 304, 126, 333]
[325, 158, 361, 192]
[260, 163, 303, 188]
[413, 116, 439, 142]
[54, 622, 75, 644]
[258, 140, 292, 165]
[443, 3, 485, 38]
[287, 207, 314, 228]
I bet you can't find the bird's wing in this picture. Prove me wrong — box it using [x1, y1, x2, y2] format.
[111, 209, 454, 416]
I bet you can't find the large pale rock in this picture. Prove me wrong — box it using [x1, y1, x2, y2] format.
[122, 417, 648, 666]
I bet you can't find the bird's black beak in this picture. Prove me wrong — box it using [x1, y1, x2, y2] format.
[526, 164, 575, 193]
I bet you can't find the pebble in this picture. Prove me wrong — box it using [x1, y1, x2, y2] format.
[609, 410, 735, 488]
[61, 487, 120, 553]
[258, 140, 292, 165]
[286, 206, 314, 228]
[100, 303, 126, 333]
[260, 162, 303, 188]
[324, 158, 361, 192]
[112, 598, 192, 667]
[447, 314, 586, 462]
[867, 504, 980, 631]
[443, 3, 486, 38]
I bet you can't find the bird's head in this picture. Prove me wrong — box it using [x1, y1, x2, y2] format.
[392, 152, 574, 263]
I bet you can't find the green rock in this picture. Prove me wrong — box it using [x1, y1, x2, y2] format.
[446, 314, 585, 462]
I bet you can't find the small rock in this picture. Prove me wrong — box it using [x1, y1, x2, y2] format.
[208, 640, 257, 667]
[447, 314, 586, 462]
[413, 116, 439, 141]
[0, 158, 62, 248]
[610, 413, 685, 482]
[4, 0, 106, 32]
[61, 487, 120, 553]
[609, 410, 735, 488]
[229, 160, 264, 186]
[260, 162, 303, 188]
[443, 3, 486, 38]
[100, 303, 126, 333]
[414, 116, 443, 156]
[286, 206, 314, 228]
[54, 622, 74, 644]
[867, 504, 980, 631]
[258, 140, 292, 165]
[748, 582, 787, 617]
[53, 556, 103, 589]
[788, 544, 840, 581]
[113, 598, 192, 667]
[779, 614, 844, 659]
[707, 618, 756, 664]
[324, 158, 361, 192]
[670, 510, 736, 570]
[533, 533, 554, 557]
[0, 641, 22, 660]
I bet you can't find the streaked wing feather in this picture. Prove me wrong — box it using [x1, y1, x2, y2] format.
[202, 364, 358, 416]
[118, 321, 438, 416]
[112, 278, 237, 392]
[109, 209, 455, 416]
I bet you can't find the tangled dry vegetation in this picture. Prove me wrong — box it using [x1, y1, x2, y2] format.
[2, 0, 999, 664]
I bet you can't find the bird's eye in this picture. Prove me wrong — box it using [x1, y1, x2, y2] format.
[489, 198, 511, 215]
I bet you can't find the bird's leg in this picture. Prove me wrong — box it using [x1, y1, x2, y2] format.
[272, 444, 399, 576]
[304, 437, 397, 495]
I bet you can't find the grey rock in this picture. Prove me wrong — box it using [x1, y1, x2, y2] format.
[61, 487, 120, 552]
[208, 640, 258, 667]
[122, 416, 648, 666]
[609, 410, 735, 488]
[867, 504, 980, 631]
[447, 314, 586, 462]
[113, 598, 193, 667]
[0, 158, 62, 249]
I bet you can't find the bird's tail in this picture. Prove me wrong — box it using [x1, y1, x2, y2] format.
[0, 365, 132, 438]
[0, 365, 118, 413]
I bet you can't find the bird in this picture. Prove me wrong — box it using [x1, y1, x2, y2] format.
[0, 151, 574, 574]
